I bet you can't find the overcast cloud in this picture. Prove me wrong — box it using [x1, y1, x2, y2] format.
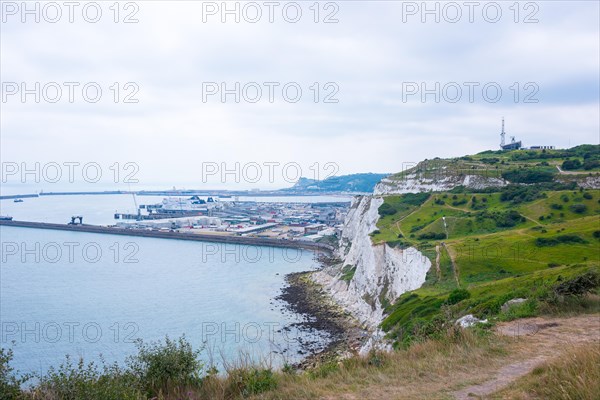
[1, 0, 598, 192]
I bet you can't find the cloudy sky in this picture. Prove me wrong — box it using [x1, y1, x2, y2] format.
[1, 1, 598, 192]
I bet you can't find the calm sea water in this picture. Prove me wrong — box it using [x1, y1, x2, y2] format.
[0, 194, 351, 226]
[0, 195, 341, 375]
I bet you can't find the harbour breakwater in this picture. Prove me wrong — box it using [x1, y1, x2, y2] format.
[0, 220, 334, 252]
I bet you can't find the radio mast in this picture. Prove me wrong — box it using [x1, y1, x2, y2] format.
[500, 117, 506, 147]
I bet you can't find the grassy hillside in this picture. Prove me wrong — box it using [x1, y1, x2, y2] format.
[372, 146, 600, 347]
[384, 144, 600, 184]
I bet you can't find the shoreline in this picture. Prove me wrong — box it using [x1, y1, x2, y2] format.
[277, 271, 367, 369]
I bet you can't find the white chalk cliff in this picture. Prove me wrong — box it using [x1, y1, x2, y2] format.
[375, 173, 506, 195]
[313, 196, 431, 352]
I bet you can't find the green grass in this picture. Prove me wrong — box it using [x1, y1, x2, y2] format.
[374, 184, 600, 347]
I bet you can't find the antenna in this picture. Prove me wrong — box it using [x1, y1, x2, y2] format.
[500, 117, 506, 147]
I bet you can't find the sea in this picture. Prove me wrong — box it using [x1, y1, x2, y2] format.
[0, 193, 352, 376]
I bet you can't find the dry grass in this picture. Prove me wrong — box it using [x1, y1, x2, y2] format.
[491, 342, 600, 400]
[245, 328, 509, 400]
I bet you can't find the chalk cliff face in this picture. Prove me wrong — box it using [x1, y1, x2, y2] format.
[375, 173, 506, 195]
[313, 196, 431, 347]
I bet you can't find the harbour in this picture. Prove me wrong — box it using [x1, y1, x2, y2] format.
[0, 219, 334, 252]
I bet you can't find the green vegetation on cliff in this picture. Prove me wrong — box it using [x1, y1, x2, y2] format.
[373, 146, 600, 348]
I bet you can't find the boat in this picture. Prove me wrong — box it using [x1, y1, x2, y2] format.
[144, 196, 224, 215]
[13, 199, 23, 203]
[0, 216, 13, 221]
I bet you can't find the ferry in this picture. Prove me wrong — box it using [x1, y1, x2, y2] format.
[145, 196, 224, 214]
[0, 216, 13, 221]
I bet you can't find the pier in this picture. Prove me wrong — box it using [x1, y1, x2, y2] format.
[0, 220, 334, 252]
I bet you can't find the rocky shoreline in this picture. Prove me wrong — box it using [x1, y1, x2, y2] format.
[276, 271, 367, 369]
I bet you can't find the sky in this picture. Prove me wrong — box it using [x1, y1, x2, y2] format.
[1, 0, 599, 192]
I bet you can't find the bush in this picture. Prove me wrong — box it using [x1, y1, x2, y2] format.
[593, 230, 600, 239]
[417, 232, 446, 240]
[583, 192, 593, 200]
[550, 203, 563, 210]
[535, 235, 587, 247]
[561, 159, 582, 170]
[447, 289, 471, 305]
[1, 347, 32, 400]
[452, 198, 467, 206]
[228, 368, 277, 396]
[400, 192, 431, 206]
[501, 169, 555, 183]
[127, 336, 203, 397]
[378, 202, 397, 216]
[36, 356, 141, 400]
[569, 204, 588, 214]
[499, 185, 544, 204]
[477, 210, 525, 228]
[553, 271, 600, 297]
[498, 299, 538, 321]
[583, 159, 600, 170]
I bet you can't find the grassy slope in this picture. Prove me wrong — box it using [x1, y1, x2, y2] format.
[385, 144, 600, 183]
[372, 147, 600, 346]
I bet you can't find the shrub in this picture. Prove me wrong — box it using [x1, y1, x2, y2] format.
[498, 299, 538, 321]
[550, 203, 563, 210]
[569, 204, 588, 214]
[583, 192, 593, 200]
[36, 356, 141, 400]
[499, 185, 544, 204]
[583, 159, 600, 170]
[447, 288, 471, 305]
[400, 192, 431, 206]
[127, 336, 203, 397]
[1, 347, 32, 400]
[553, 271, 600, 297]
[452, 198, 467, 206]
[561, 194, 570, 202]
[561, 159, 582, 170]
[477, 210, 525, 228]
[501, 168, 555, 183]
[535, 235, 587, 247]
[593, 230, 600, 239]
[228, 368, 277, 396]
[378, 202, 397, 216]
[417, 232, 446, 240]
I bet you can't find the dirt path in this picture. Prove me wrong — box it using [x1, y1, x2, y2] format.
[435, 244, 442, 280]
[441, 242, 460, 286]
[453, 314, 600, 399]
[555, 165, 590, 175]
